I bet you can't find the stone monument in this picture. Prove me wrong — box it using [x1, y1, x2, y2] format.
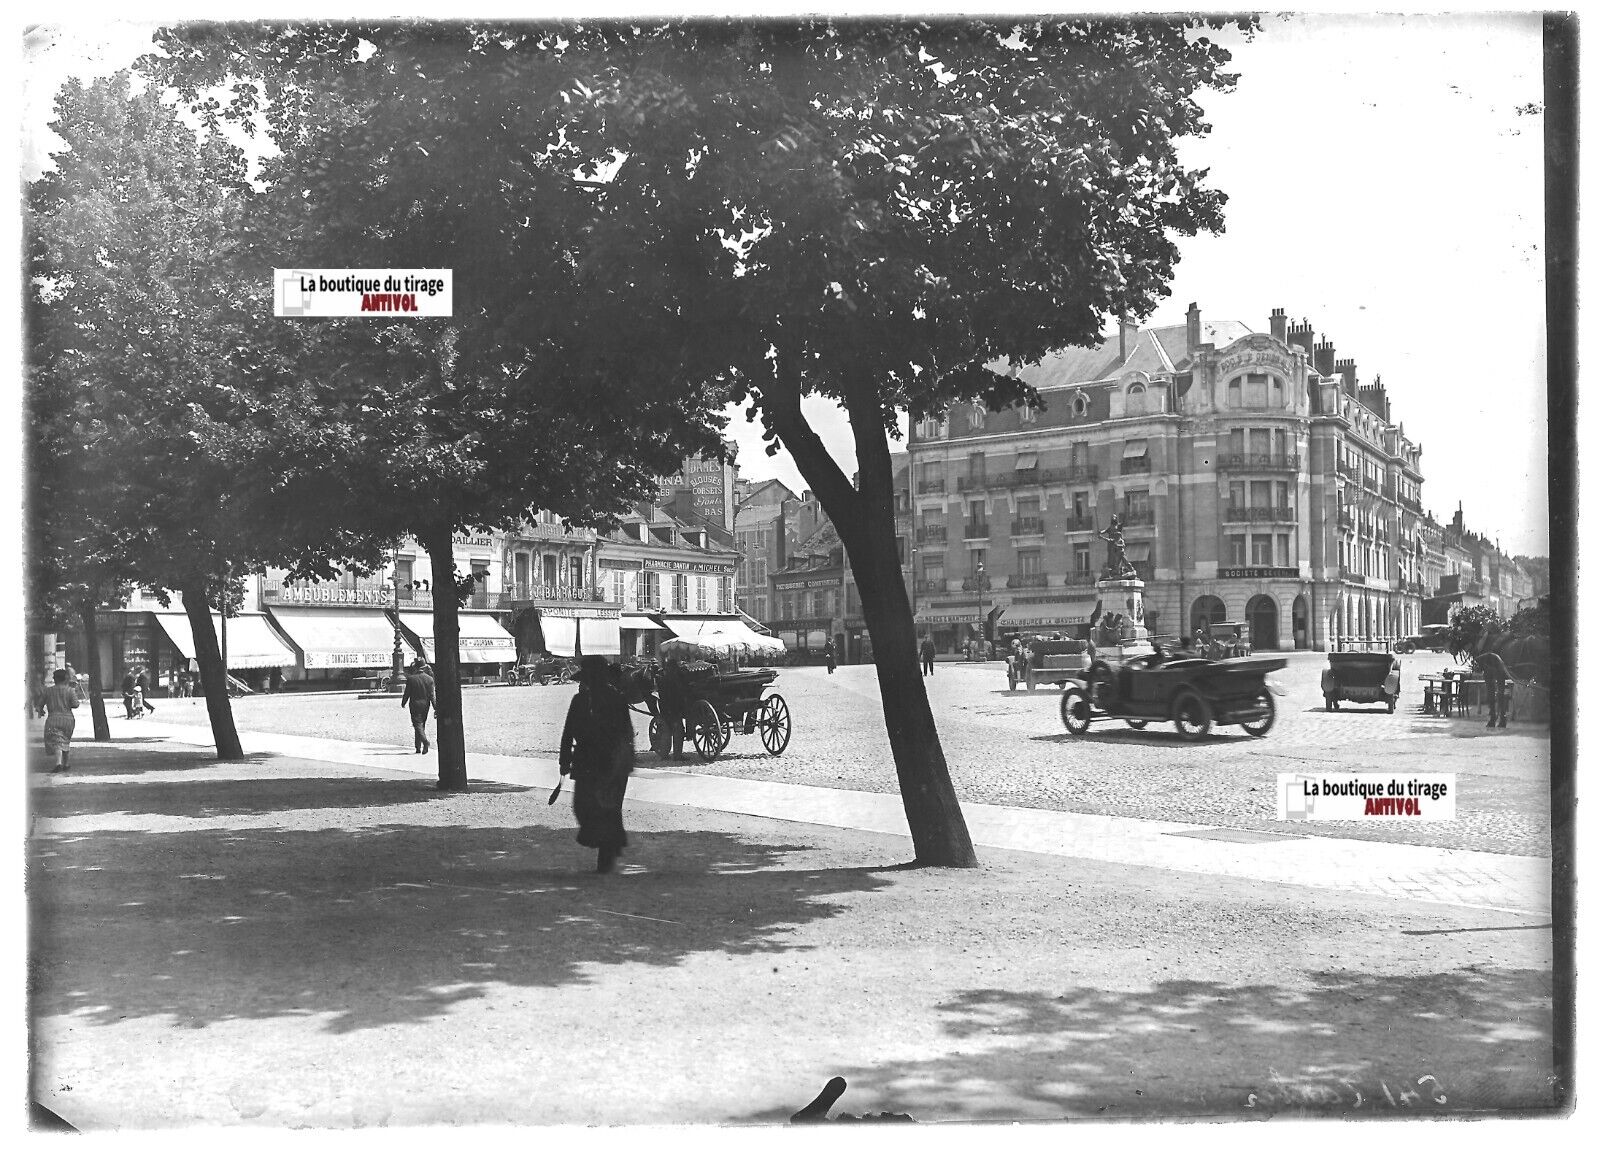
[1093, 515, 1154, 658]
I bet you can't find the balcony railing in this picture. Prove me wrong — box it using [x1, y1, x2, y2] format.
[961, 577, 994, 592]
[1120, 509, 1155, 527]
[1042, 465, 1098, 484]
[985, 472, 1020, 490]
[1063, 571, 1099, 586]
[914, 579, 947, 594]
[963, 522, 990, 539]
[1399, 495, 1423, 513]
[916, 526, 948, 544]
[1337, 463, 1360, 480]
[1337, 509, 1354, 530]
[507, 582, 607, 603]
[956, 476, 985, 493]
[1013, 467, 1041, 486]
[917, 479, 946, 495]
[1008, 572, 1049, 589]
[1009, 517, 1045, 537]
[1120, 457, 1151, 475]
[1061, 515, 1097, 534]
[1218, 453, 1300, 472]
[1223, 505, 1297, 524]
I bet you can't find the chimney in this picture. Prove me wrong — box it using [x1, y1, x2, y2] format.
[1335, 357, 1357, 392]
[1269, 307, 1287, 342]
[1185, 303, 1201, 354]
[1119, 316, 1137, 364]
[1286, 318, 1315, 359]
[1313, 338, 1337, 378]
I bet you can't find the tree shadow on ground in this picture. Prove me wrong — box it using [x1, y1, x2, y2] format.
[737, 968, 1556, 1122]
[32, 774, 528, 819]
[30, 786, 893, 1036]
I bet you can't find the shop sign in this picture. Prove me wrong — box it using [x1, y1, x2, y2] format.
[454, 533, 497, 548]
[538, 605, 621, 619]
[122, 629, 153, 666]
[305, 650, 390, 669]
[598, 558, 644, 570]
[773, 574, 841, 590]
[1218, 567, 1298, 580]
[921, 612, 980, 624]
[649, 559, 731, 574]
[270, 584, 391, 606]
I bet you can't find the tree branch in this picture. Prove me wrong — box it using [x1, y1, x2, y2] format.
[762, 348, 859, 523]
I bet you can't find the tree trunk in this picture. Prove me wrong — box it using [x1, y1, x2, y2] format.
[423, 523, 469, 791]
[77, 601, 111, 741]
[762, 360, 977, 866]
[181, 579, 244, 760]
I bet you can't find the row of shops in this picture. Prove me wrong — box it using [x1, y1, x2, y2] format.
[74, 600, 775, 693]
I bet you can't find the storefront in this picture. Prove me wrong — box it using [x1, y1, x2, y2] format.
[152, 611, 299, 691]
[912, 608, 983, 655]
[992, 602, 1093, 640]
[392, 610, 519, 669]
[523, 604, 624, 658]
[266, 606, 401, 683]
[80, 609, 297, 694]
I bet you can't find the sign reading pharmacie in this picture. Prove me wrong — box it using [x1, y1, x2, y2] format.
[647, 558, 734, 574]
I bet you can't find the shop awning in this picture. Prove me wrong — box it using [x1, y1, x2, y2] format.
[395, 611, 517, 664]
[268, 607, 397, 670]
[579, 615, 622, 656]
[541, 615, 578, 658]
[737, 610, 772, 635]
[154, 612, 299, 670]
[1122, 439, 1149, 457]
[1013, 453, 1038, 470]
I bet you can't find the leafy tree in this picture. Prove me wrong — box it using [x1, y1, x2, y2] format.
[151, 27, 732, 789]
[1446, 604, 1503, 662]
[27, 72, 391, 759]
[150, 18, 1245, 850]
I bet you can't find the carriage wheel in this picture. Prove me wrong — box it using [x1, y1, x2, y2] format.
[759, 694, 792, 755]
[1059, 688, 1091, 734]
[1240, 691, 1276, 738]
[691, 699, 723, 761]
[1171, 689, 1213, 740]
[648, 716, 668, 759]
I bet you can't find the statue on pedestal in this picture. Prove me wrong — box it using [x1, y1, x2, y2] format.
[1098, 514, 1139, 581]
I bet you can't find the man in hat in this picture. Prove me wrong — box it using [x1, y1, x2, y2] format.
[400, 658, 435, 753]
[559, 655, 635, 873]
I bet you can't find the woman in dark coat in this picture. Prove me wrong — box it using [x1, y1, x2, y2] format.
[559, 656, 636, 873]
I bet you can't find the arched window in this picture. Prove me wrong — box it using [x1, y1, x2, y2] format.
[1126, 383, 1146, 416]
[1226, 378, 1242, 408]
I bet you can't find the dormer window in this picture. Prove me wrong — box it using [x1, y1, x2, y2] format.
[1126, 382, 1146, 416]
[1070, 391, 1090, 418]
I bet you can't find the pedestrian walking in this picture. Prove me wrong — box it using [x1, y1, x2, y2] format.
[559, 656, 635, 873]
[34, 669, 81, 772]
[920, 635, 935, 676]
[175, 668, 191, 698]
[401, 658, 435, 753]
[1474, 650, 1511, 729]
[120, 669, 137, 719]
[134, 667, 156, 715]
[824, 639, 836, 674]
[657, 653, 689, 760]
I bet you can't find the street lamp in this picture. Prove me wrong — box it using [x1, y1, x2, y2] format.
[390, 545, 405, 692]
[976, 559, 988, 656]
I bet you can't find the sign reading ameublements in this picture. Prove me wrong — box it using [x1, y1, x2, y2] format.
[275, 269, 453, 317]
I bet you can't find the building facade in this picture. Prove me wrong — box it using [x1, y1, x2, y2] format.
[594, 503, 739, 659]
[907, 305, 1432, 653]
[732, 478, 795, 624]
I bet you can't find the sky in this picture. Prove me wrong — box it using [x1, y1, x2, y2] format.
[16, 7, 1555, 557]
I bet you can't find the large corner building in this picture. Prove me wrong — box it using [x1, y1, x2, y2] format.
[907, 304, 1428, 653]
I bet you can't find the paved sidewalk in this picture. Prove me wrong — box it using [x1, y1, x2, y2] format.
[133, 720, 1550, 917]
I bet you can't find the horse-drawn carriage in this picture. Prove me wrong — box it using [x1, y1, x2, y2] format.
[646, 664, 792, 761]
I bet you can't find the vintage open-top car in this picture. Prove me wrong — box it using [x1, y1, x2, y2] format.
[1059, 650, 1288, 740]
[1321, 651, 1402, 712]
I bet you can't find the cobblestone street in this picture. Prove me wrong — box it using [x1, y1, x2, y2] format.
[156, 650, 1550, 857]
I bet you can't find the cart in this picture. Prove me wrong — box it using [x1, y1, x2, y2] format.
[1007, 637, 1088, 691]
[649, 666, 792, 761]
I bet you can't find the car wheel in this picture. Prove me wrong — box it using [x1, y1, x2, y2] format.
[1241, 691, 1276, 737]
[1325, 696, 1338, 711]
[1171, 689, 1213, 740]
[1125, 718, 1148, 730]
[1059, 688, 1091, 734]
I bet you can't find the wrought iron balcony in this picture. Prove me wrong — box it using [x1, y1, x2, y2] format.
[956, 476, 985, 493]
[985, 472, 1020, 490]
[914, 579, 948, 594]
[1062, 571, 1099, 586]
[509, 581, 606, 603]
[1120, 457, 1152, 475]
[1120, 509, 1156, 527]
[1399, 495, 1422, 513]
[916, 526, 947, 544]
[1337, 462, 1360, 480]
[1042, 465, 1098, 484]
[1218, 453, 1300, 472]
[963, 522, 991, 539]
[1008, 572, 1049, 589]
[1061, 515, 1097, 534]
[1012, 467, 1042, 486]
[1223, 505, 1296, 524]
[1009, 517, 1045, 537]
[961, 576, 993, 592]
[917, 479, 946, 495]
